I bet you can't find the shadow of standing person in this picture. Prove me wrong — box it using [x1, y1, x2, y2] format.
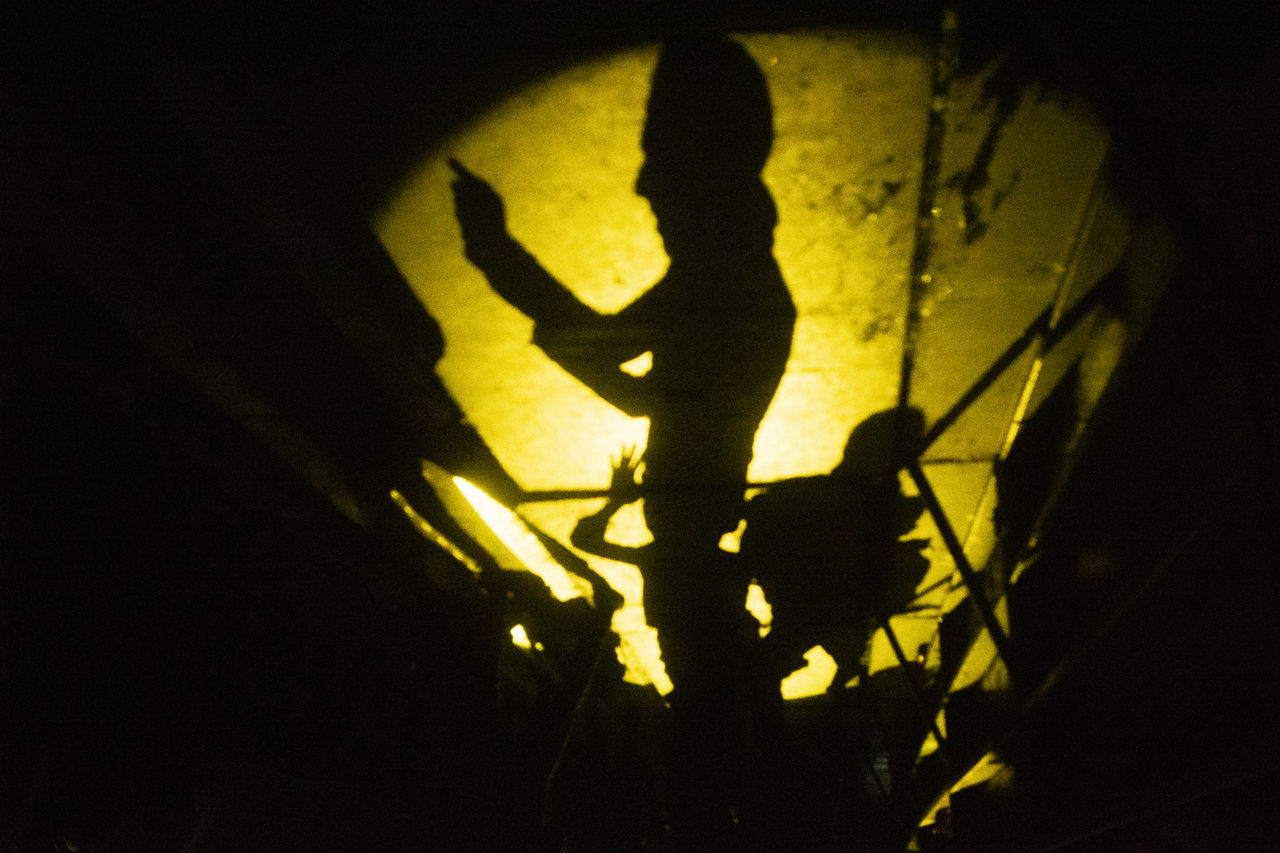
[452, 35, 795, 844]
[737, 407, 930, 836]
[742, 407, 929, 693]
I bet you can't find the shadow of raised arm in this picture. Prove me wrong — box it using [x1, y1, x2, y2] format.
[570, 448, 648, 564]
[450, 158, 651, 415]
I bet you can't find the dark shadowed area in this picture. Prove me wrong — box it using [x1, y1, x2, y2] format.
[3, 1, 1279, 850]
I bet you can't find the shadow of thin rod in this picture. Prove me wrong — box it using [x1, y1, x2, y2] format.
[921, 302, 1052, 451]
[897, 7, 959, 410]
[879, 616, 951, 760]
[1042, 271, 1114, 350]
[994, 160, 1110, 466]
[919, 276, 1115, 455]
[907, 460, 1014, 669]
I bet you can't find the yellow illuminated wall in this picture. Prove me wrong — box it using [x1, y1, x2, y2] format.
[374, 31, 1127, 697]
[377, 32, 932, 491]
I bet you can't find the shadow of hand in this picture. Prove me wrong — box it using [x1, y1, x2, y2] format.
[449, 158, 509, 263]
[609, 446, 643, 504]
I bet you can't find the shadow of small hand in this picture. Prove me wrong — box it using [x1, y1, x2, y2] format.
[609, 446, 643, 504]
[449, 158, 509, 263]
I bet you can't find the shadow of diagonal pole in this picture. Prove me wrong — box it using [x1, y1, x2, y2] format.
[906, 459, 1015, 672]
[917, 272, 1118, 456]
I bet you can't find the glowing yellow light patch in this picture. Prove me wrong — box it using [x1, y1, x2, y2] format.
[510, 624, 532, 649]
[944, 593, 1009, 691]
[517, 498, 670, 692]
[918, 732, 940, 759]
[718, 518, 748, 554]
[745, 581, 773, 637]
[619, 351, 652, 377]
[375, 29, 1125, 701]
[918, 751, 1008, 828]
[865, 613, 943, 676]
[603, 498, 652, 547]
[779, 645, 838, 700]
[452, 476, 595, 603]
[918, 708, 949, 760]
[612, 611, 673, 695]
[950, 630, 998, 692]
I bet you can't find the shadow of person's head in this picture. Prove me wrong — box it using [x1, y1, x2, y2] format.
[636, 35, 776, 254]
[833, 406, 926, 481]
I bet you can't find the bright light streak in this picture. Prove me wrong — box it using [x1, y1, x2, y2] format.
[452, 476, 595, 603]
[389, 488, 483, 574]
[510, 624, 533, 649]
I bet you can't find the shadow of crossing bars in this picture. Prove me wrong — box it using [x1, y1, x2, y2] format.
[906, 460, 1015, 677]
